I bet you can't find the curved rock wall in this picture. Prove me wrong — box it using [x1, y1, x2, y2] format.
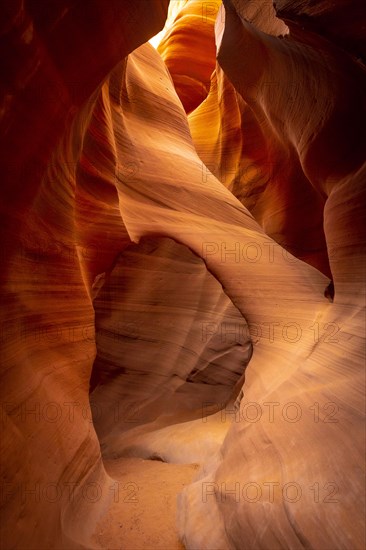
[0, 2, 170, 548]
[90, 236, 252, 460]
[158, 0, 220, 113]
[0, 0, 365, 548]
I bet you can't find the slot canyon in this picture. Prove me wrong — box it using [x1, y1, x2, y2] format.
[1, 0, 365, 548]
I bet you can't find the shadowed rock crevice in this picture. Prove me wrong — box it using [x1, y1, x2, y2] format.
[89, 237, 252, 459]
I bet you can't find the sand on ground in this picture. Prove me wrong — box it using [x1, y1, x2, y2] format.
[92, 458, 200, 549]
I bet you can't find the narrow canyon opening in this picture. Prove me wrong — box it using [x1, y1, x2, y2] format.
[88, 237, 252, 547]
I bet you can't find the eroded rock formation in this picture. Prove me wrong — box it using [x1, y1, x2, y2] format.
[1, 0, 365, 548]
[158, 0, 219, 113]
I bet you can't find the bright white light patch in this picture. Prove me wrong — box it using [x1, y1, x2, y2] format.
[149, 0, 188, 49]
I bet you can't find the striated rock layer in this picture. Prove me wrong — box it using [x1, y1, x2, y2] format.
[157, 0, 220, 113]
[90, 237, 251, 454]
[0, 0, 365, 549]
[0, 2, 170, 548]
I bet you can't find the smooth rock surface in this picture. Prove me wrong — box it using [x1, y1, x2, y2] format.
[0, 0, 365, 549]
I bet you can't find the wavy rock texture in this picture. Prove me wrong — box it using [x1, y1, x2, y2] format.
[158, 0, 221, 113]
[188, 2, 326, 275]
[90, 236, 252, 459]
[0, 1, 365, 549]
[0, 2, 170, 549]
[188, 60, 331, 275]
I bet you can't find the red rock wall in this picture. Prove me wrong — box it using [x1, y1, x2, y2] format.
[0, 2, 169, 548]
[0, 0, 365, 548]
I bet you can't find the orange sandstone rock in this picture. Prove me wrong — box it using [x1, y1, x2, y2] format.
[158, 0, 221, 113]
[0, 1, 365, 549]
